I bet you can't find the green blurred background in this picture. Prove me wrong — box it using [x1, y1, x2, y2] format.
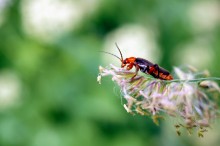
[0, 0, 220, 146]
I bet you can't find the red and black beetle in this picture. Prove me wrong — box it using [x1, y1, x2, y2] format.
[102, 43, 173, 81]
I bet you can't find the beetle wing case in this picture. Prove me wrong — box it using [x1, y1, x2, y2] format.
[135, 58, 154, 73]
[135, 58, 172, 80]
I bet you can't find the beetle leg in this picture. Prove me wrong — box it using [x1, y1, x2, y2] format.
[131, 65, 140, 81]
[126, 63, 134, 70]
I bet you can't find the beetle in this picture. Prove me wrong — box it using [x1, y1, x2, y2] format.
[102, 43, 173, 81]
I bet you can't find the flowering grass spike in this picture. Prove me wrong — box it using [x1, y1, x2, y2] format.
[98, 64, 220, 137]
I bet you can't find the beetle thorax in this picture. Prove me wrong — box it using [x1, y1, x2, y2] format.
[125, 57, 136, 64]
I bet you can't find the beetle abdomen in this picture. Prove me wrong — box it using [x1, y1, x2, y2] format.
[135, 58, 173, 80]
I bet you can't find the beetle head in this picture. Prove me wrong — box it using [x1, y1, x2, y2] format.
[121, 59, 127, 68]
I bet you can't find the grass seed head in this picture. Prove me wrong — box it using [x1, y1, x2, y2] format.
[98, 64, 220, 136]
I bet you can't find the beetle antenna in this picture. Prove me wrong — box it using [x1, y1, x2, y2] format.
[99, 51, 121, 61]
[115, 43, 123, 61]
